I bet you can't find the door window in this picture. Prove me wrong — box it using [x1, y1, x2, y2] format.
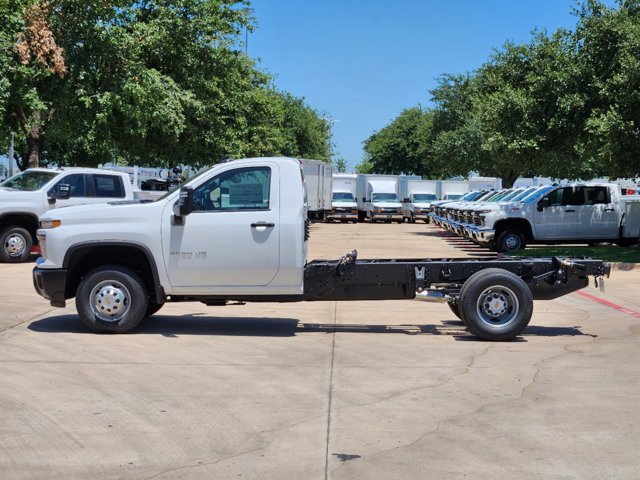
[51, 174, 86, 197]
[92, 174, 125, 198]
[193, 167, 271, 212]
[584, 187, 610, 205]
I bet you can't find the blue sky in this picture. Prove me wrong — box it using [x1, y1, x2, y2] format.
[250, 0, 616, 172]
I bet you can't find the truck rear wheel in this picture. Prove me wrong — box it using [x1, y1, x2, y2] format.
[75, 265, 148, 333]
[458, 268, 533, 341]
[496, 229, 526, 253]
[0, 226, 33, 263]
[447, 301, 466, 325]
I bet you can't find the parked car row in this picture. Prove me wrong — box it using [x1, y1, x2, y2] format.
[430, 183, 640, 252]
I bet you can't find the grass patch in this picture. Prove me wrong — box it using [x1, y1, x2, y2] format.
[508, 244, 640, 263]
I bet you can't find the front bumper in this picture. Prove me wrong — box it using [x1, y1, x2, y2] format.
[371, 213, 403, 221]
[464, 226, 496, 243]
[33, 266, 67, 307]
[327, 211, 358, 221]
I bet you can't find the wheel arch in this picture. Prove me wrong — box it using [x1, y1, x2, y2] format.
[494, 218, 533, 241]
[0, 213, 40, 243]
[63, 242, 164, 303]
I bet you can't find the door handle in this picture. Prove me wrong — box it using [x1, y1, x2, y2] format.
[604, 208, 615, 212]
[251, 222, 275, 228]
[565, 209, 575, 213]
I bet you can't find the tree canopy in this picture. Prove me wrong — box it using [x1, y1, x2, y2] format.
[361, 0, 640, 187]
[0, 0, 331, 169]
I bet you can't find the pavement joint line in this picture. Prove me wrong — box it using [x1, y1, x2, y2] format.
[324, 302, 338, 480]
[575, 290, 640, 319]
[0, 307, 58, 337]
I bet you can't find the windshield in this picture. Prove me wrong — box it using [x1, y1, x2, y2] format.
[460, 191, 484, 201]
[371, 193, 398, 202]
[499, 189, 526, 201]
[443, 194, 462, 200]
[0, 170, 60, 191]
[412, 193, 437, 201]
[155, 167, 211, 201]
[333, 192, 355, 201]
[522, 185, 554, 202]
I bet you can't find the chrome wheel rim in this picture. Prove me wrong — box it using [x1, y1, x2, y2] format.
[4, 233, 27, 257]
[476, 285, 520, 328]
[504, 234, 521, 250]
[90, 280, 131, 322]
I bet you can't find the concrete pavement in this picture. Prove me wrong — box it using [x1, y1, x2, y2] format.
[1, 222, 639, 479]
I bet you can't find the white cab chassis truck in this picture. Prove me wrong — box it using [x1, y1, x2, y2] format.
[33, 157, 610, 341]
[356, 174, 404, 223]
[399, 179, 438, 223]
[0, 168, 136, 262]
[327, 173, 358, 222]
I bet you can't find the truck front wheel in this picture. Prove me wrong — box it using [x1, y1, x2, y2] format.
[496, 229, 526, 253]
[0, 226, 33, 263]
[458, 268, 533, 341]
[75, 265, 148, 333]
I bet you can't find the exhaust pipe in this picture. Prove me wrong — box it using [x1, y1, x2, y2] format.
[414, 289, 448, 303]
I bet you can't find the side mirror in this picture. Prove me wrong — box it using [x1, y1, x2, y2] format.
[361, 197, 366, 203]
[48, 184, 71, 204]
[403, 197, 410, 203]
[537, 196, 551, 212]
[175, 186, 194, 216]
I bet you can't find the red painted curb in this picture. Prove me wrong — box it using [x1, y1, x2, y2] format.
[575, 290, 640, 320]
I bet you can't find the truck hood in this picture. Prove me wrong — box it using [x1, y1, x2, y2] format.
[0, 189, 43, 212]
[412, 202, 433, 208]
[372, 202, 402, 209]
[39, 198, 164, 223]
[332, 201, 357, 208]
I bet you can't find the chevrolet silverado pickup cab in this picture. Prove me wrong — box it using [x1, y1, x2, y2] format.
[33, 157, 610, 341]
[0, 168, 135, 262]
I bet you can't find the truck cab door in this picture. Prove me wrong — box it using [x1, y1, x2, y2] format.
[534, 187, 580, 239]
[47, 174, 92, 208]
[162, 163, 280, 288]
[578, 186, 619, 239]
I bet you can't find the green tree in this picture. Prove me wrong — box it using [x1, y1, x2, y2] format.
[574, 0, 640, 178]
[333, 157, 347, 172]
[1, 0, 331, 169]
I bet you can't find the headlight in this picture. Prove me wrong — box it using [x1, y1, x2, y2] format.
[40, 220, 61, 229]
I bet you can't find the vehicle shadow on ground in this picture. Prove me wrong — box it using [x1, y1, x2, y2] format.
[28, 315, 594, 340]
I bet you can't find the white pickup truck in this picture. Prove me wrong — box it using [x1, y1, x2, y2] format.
[469, 183, 640, 252]
[0, 168, 135, 262]
[33, 157, 610, 341]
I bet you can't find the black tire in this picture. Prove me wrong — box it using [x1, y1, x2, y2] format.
[458, 268, 533, 341]
[75, 265, 148, 333]
[145, 301, 164, 317]
[410, 214, 416, 224]
[425, 217, 430, 224]
[496, 229, 526, 253]
[447, 301, 466, 325]
[615, 238, 638, 247]
[0, 226, 33, 263]
[358, 211, 366, 223]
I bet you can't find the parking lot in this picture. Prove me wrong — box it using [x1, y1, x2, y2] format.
[1, 222, 640, 480]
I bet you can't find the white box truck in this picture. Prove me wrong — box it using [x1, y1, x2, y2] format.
[300, 159, 333, 221]
[356, 174, 404, 223]
[399, 179, 439, 223]
[468, 177, 502, 191]
[438, 180, 469, 201]
[327, 173, 358, 222]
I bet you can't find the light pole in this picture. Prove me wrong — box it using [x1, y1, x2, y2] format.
[8, 129, 15, 177]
